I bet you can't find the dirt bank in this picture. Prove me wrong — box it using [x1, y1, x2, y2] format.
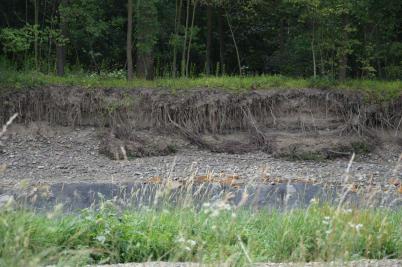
[1, 86, 401, 159]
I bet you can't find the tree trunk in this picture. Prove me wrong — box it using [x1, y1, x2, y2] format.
[172, 0, 183, 78]
[338, 16, 349, 81]
[205, 5, 212, 75]
[225, 11, 241, 76]
[56, 0, 67, 76]
[311, 20, 317, 78]
[338, 53, 348, 81]
[181, 0, 190, 77]
[34, 0, 39, 70]
[185, 0, 197, 77]
[278, 18, 285, 69]
[137, 53, 154, 80]
[218, 8, 225, 75]
[127, 0, 133, 80]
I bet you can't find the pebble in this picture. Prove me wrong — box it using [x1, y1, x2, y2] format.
[0, 127, 401, 189]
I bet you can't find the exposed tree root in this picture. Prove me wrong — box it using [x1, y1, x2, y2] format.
[1, 87, 401, 158]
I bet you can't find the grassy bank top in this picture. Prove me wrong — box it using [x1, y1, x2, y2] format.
[1, 70, 401, 101]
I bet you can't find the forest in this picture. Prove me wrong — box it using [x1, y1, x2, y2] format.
[0, 0, 401, 81]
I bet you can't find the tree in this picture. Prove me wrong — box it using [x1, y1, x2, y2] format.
[56, 0, 68, 76]
[185, 0, 198, 77]
[127, 0, 133, 80]
[33, 0, 39, 70]
[136, 0, 159, 80]
[1, 0, 401, 79]
[218, 8, 225, 75]
[205, 4, 212, 75]
[171, 0, 183, 77]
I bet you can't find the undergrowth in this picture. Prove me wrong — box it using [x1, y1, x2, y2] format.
[0, 201, 401, 267]
[1, 68, 401, 102]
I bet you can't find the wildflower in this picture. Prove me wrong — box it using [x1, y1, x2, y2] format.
[211, 209, 220, 217]
[187, 240, 196, 247]
[322, 216, 331, 225]
[348, 223, 363, 232]
[175, 236, 186, 243]
[95, 235, 106, 244]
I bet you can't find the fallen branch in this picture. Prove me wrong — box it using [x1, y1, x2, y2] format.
[0, 113, 18, 139]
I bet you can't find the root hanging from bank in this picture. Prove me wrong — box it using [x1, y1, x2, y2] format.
[1, 87, 401, 159]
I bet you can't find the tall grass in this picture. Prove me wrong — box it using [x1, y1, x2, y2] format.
[1, 67, 401, 101]
[0, 200, 401, 266]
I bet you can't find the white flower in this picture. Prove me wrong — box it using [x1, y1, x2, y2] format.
[322, 216, 331, 225]
[348, 223, 363, 232]
[187, 240, 196, 247]
[176, 236, 186, 243]
[211, 210, 220, 217]
[95, 235, 106, 244]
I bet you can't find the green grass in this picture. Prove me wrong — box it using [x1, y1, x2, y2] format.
[1, 202, 401, 267]
[1, 68, 401, 101]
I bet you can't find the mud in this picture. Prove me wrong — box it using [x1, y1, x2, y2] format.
[1, 87, 401, 159]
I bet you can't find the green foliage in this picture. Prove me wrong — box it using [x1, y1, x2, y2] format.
[0, 204, 401, 266]
[0, 27, 31, 54]
[59, 0, 126, 70]
[0, 25, 67, 64]
[135, 0, 159, 55]
[0, 0, 401, 78]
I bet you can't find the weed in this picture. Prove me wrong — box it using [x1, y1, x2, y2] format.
[1, 69, 401, 102]
[0, 204, 401, 266]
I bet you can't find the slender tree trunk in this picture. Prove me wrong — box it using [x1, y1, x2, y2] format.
[136, 53, 154, 80]
[181, 0, 190, 77]
[185, 0, 197, 77]
[218, 9, 225, 75]
[127, 0, 133, 80]
[339, 53, 348, 81]
[172, 0, 183, 78]
[135, 0, 157, 80]
[278, 19, 285, 69]
[205, 5, 212, 75]
[338, 16, 349, 81]
[311, 20, 317, 78]
[56, 0, 67, 76]
[25, 0, 28, 24]
[225, 11, 241, 75]
[34, 0, 39, 70]
[319, 45, 325, 75]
